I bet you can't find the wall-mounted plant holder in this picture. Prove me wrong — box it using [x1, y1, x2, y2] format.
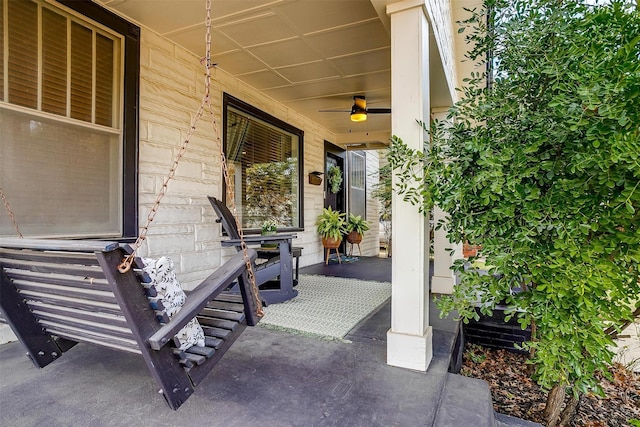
[309, 171, 323, 185]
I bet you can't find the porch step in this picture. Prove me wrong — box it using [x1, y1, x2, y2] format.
[433, 373, 542, 427]
[496, 413, 543, 426]
[433, 373, 497, 426]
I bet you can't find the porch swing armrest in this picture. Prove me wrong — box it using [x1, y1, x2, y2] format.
[148, 249, 257, 351]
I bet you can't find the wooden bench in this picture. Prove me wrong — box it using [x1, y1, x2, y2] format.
[0, 237, 260, 410]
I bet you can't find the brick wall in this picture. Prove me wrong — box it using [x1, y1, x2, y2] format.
[425, 0, 457, 101]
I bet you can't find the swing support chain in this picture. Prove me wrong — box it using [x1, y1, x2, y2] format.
[118, 0, 263, 317]
[0, 187, 23, 238]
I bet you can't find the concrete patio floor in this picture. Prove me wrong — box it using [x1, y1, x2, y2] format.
[0, 302, 537, 426]
[0, 257, 541, 426]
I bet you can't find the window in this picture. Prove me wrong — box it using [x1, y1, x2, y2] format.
[348, 151, 366, 218]
[223, 93, 303, 231]
[0, 0, 139, 238]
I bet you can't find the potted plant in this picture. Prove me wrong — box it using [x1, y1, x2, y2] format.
[327, 165, 343, 194]
[346, 214, 369, 243]
[346, 214, 370, 256]
[261, 219, 278, 248]
[316, 206, 346, 250]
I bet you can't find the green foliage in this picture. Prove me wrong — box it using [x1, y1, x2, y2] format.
[316, 206, 347, 240]
[261, 219, 278, 233]
[372, 155, 392, 254]
[389, 0, 640, 399]
[245, 160, 296, 227]
[372, 155, 392, 222]
[346, 214, 370, 236]
[327, 165, 343, 193]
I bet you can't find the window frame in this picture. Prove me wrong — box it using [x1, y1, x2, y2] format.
[222, 93, 304, 233]
[0, 0, 140, 239]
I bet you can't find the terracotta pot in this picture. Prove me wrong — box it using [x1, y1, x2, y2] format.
[463, 242, 481, 258]
[346, 231, 362, 244]
[322, 236, 342, 249]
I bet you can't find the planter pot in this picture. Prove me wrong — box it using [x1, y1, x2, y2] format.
[346, 231, 362, 244]
[322, 236, 342, 249]
[322, 236, 342, 265]
[261, 231, 277, 248]
[463, 242, 481, 258]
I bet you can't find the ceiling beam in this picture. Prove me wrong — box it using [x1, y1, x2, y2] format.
[335, 130, 391, 147]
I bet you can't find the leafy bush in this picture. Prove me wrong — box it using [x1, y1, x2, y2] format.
[389, 0, 640, 424]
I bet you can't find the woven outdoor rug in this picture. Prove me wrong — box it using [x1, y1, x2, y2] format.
[259, 274, 391, 340]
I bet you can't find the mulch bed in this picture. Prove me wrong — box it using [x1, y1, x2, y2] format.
[460, 343, 640, 426]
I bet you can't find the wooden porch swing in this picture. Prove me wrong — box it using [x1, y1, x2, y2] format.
[0, 0, 263, 410]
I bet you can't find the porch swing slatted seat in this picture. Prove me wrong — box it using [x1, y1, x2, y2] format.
[0, 0, 264, 410]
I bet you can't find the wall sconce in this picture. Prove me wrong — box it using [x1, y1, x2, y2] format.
[309, 171, 323, 185]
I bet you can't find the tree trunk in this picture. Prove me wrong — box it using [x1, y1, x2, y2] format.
[544, 383, 566, 427]
[558, 393, 581, 427]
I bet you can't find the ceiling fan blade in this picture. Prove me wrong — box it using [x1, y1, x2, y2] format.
[318, 109, 351, 113]
[366, 108, 391, 114]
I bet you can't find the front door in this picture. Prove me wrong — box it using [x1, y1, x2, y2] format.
[324, 141, 346, 261]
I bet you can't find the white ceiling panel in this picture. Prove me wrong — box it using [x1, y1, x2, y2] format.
[246, 38, 321, 68]
[275, 0, 379, 34]
[274, 61, 340, 84]
[217, 13, 298, 47]
[305, 20, 389, 58]
[236, 69, 291, 90]
[329, 47, 390, 76]
[211, 50, 267, 75]
[97, 0, 453, 147]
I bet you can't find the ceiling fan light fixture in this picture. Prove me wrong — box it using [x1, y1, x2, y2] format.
[350, 106, 367, 122]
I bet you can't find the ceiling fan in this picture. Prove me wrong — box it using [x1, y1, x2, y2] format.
[319, 95, 391, 122]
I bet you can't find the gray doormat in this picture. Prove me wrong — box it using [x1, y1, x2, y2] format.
[259, 274, 391, 340]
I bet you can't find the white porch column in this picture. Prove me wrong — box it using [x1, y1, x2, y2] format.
[386, 0, 432, 371]
[431, 109, 460, 295]
[431, 206, 461, 294]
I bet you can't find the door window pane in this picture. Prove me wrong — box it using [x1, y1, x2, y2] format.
[349, 151, 366, 218]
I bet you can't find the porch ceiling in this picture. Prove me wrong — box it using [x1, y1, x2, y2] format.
[97, 0, 452, 148]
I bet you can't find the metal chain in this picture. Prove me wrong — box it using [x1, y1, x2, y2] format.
[204, 0, 263, 317]
[118, 99, 208, 273]
[118, 0, 264, 318]
[0, 187, 23, 238]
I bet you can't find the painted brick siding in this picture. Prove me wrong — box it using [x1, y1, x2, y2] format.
[138, 29, 381, 287]
[426, 0, 457, 101]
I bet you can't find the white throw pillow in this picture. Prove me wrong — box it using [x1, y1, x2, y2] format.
[141, 257, 205, 351]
